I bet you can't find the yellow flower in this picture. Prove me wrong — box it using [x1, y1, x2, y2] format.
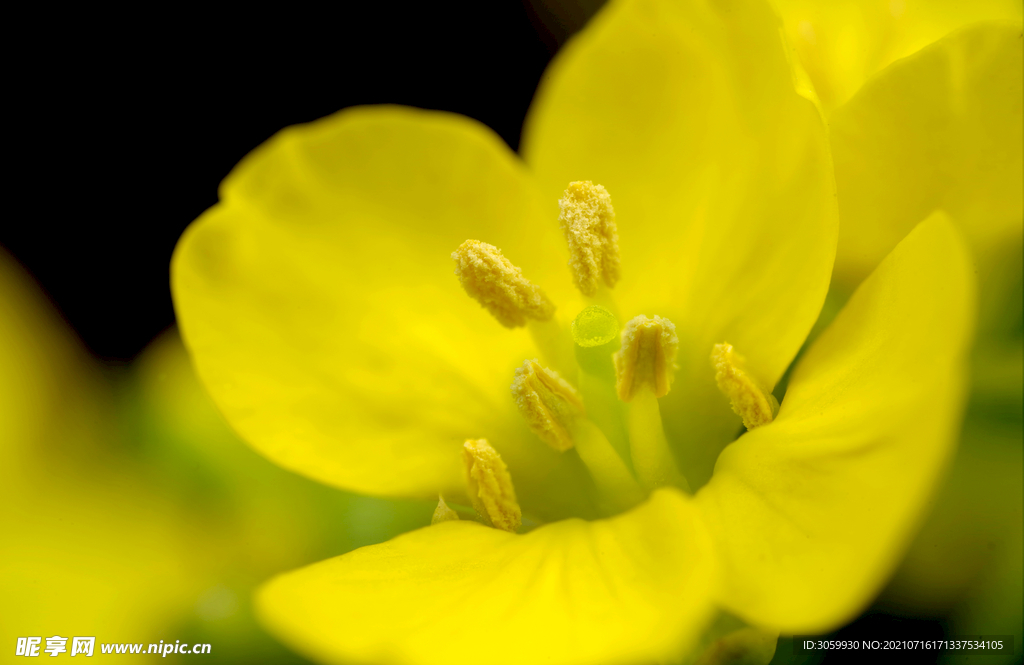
[773, 1, 1023, 642]
[170, 0, 976, 663]
[773, 0, 1022, 111]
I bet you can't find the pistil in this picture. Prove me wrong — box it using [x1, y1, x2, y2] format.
[570, 306, 632, 466]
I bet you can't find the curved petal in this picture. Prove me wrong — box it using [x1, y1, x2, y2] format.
[522, 0, 838, 485]
[830, 21, 1023, 286]
[172, 106, 594, 518]
[257, 489, 715, 665]
[774, 0, 1022, 110]
[695, 213, 976, 631]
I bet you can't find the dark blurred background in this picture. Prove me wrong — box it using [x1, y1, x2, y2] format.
[2, 3, 965, 663]
[4, 2, 584, 362]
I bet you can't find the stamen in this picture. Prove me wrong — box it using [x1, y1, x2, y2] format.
[462, 439, 521, 532]
[711, 342, 779, 430]
[614, 315, 688, 491]
[510, 358, 644, 514]
[614, 315, 678, 401]
[452, 240, 555, 328]
[558, 181, 620, 296]
[510, 360, 584, 452]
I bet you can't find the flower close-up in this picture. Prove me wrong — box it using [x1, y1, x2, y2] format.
[167, 0, 1000, 663]
[3, 0, 1018, 663]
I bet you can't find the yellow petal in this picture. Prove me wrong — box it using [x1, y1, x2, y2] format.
[172, 106, 594, 518]
[774, 0, 1022, 110]
[257, 489, 715, 665]
[0, 251, 204, 641]
[831, 21, 1023, 286]
[696, 213, 976, 631]
[0, 249, 101, 471]
[523, 0, 838, 485]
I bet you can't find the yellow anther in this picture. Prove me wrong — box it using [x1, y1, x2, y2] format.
[711, 342, 779, 430]
[614, 315, 678, 401]
[462, 439, 522, 532]
[558, 181, 620, 296]
[510, 359, 585, 452]
[452, 240, 555, 328]
[431, 495, 460, 525]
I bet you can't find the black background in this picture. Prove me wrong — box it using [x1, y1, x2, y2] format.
[3, 3, 952, 662]
[4, 4, 557, 360]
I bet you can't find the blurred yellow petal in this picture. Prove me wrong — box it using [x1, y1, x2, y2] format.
[0, 249, 101, 472]
[774, 0, 1022, 110]
[523, 0, 837, 485]
[258, 489, 715, 665]
[172, 106, 594, 518]
[696, 214, 975, 631]
[0, 251, 206, 642]
[831, 21, 1023, 285]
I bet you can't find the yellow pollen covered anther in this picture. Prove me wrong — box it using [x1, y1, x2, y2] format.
[431, 495, 460, 525]
[558, 181, 620, 296]
[615, 315, 678, 401]
[462, 439, 522, 532]
[510, 359, 585, 452]
[711, 342, 779, 430]
[452, 239, 555, 328]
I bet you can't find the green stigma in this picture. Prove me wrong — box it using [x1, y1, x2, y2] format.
[571, 306, 619, 348]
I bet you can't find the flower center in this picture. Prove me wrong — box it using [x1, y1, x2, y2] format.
[445, 181, 776, 530]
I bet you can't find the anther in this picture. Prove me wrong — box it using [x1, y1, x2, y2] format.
[452, 240, 555, 328]
[431, 495, 460, 524]
[615, 315, 679, 401]
[510, 359, 585, 452]
[711, 342, 779, 430]
[558, 181, 620, 296]
[462, 439, 521, 532]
